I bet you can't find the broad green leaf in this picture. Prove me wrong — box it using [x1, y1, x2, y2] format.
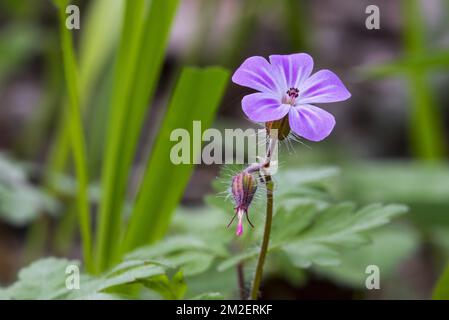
[122, 66, 229, 252]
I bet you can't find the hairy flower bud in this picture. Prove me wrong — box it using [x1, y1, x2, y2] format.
[228, 171, 257, 236]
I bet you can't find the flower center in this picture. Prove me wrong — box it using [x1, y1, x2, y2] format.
[283, 87, 299, 105]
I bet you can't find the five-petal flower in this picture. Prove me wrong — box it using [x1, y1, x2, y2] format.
[232, 53, 351, 141]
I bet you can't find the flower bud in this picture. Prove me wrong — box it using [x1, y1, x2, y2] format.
[228, 171, 257, 236]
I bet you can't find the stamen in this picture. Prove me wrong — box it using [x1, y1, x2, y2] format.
[283, 87, 300, 105]
[286, 87, 299, 98]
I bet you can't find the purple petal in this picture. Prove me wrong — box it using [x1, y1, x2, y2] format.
[288, 104, 336, 141]
[232, 56, 281, 94]
[298, 69, 351, 104]
[269, 53, 314, 90]
[242, 93, 290, 122]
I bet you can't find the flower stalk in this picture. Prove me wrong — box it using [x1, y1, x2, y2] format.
[248, 134, 276, 300]
[249, 171, 273, 300]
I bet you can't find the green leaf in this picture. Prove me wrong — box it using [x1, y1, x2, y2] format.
[79, 0, 123, 104]
[97, 261, 166, 293]
[126, 235, 223, 276]
[1, 257, 186, 300]
[217, 203, 407, 271]
[217, 249, 260, 272]
[0, 23, 42, 85]
[1, 258, 79, 299]
[340, 162, 449, 227]
[433, 263, 449, 300]
[314, 225, 420, 288]
[48, 0, 123, 176]
[95, 0, 147, 271]
[57, 4, 93, 271]
[402, 0, 446, 159]
[0, 154, 59, 226]
[122, 66, 229, 253]
[141, 270, 187, 300]
[282, 243, 341, 268]
[96, 0, 180, 271]
[360, 50, 449, 79]
[186, 267, 237, 300]
[291, 203, 406, 245]
[190, 292, 224, 300]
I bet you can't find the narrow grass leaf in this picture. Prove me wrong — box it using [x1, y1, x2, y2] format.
[96, 0, 180, 271]
[56, 2, 93, 272]
[122, 67, 229, 253]
[95, 0, 146, 271]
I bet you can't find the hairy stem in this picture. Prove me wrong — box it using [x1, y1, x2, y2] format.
[248, 134, 277, 300]
[249, 174, 273, 300]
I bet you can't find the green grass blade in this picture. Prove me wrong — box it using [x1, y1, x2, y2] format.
[96, 0, 179, 271]
[78, 0, 123, 104]
[55, 1, 93, 272]
[407, 72, 446, 160]
[360, 49, 449, 79]
[433, 263, 449, 299]
[402, 0, 446, 160]
[283, 0, 309, 51]
[116, 0, 179, 206]
[95, 0, 147, 271]
[47, 0, 123, 176]
[122, 66, 229, 254]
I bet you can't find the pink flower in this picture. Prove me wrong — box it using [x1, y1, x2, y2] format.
[232, 53, 351, 141]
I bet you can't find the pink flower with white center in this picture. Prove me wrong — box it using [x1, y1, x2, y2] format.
[232, 53, 351, 141]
